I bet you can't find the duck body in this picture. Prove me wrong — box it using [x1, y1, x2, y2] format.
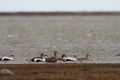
[46, 57, 57, 63]
[31, 57, 46, 62]
[62, 55, 78, 62]
[0, 55, 14, 61]
[78, 54, 91, 61]
[45, 51, 59, 63]
[31, 53, 46, 62]
[63, 57, 78, 61]
[78, 57, 88, 61]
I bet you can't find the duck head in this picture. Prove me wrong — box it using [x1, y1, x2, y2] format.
[53, 50, 59, 57]
[62, 54, 66, 58]
[40, 53, 45, 58]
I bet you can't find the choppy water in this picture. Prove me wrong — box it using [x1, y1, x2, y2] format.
[0, 15, 120, 64]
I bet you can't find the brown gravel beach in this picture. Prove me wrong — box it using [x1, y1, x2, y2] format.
[0, 64, 120, 80]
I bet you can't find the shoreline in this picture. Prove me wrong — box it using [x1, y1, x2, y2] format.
[0, 63, 119, 80]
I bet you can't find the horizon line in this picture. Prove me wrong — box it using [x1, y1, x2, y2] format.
[0, 11, 120, 16]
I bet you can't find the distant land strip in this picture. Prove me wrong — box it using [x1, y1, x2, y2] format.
[0, 12, 120, 16]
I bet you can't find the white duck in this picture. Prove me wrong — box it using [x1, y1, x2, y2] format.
[0, 55, 15, 61]
[62, 54, 78, 62]
[31, 53, 46, 62]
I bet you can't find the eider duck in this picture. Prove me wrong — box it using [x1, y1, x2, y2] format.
[31, 53, 46, 62]
[0, 55, 15, 61]
[46, 50, 59, 63]
[62, 54, 78, 62]
[78, 53, 91, 61]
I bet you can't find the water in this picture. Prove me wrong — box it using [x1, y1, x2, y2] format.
[0, 15, 120, 64]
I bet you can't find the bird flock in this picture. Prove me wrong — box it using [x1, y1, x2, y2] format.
[0, 50, 91, 63]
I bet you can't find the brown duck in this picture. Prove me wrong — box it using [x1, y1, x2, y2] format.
[46, 51, 59, 63]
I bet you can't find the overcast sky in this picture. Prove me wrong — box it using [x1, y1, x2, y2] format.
[0, 0, 120, 12]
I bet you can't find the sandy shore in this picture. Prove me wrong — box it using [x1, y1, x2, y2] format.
[0, 64, 120, 80]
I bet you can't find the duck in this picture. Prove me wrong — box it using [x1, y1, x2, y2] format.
[31, 53, 46, 62]
[46, 50, 59, 63]
[78, 53, 91, 61]
[62, 54, 78, 62]
[0, 55, 15, 61]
